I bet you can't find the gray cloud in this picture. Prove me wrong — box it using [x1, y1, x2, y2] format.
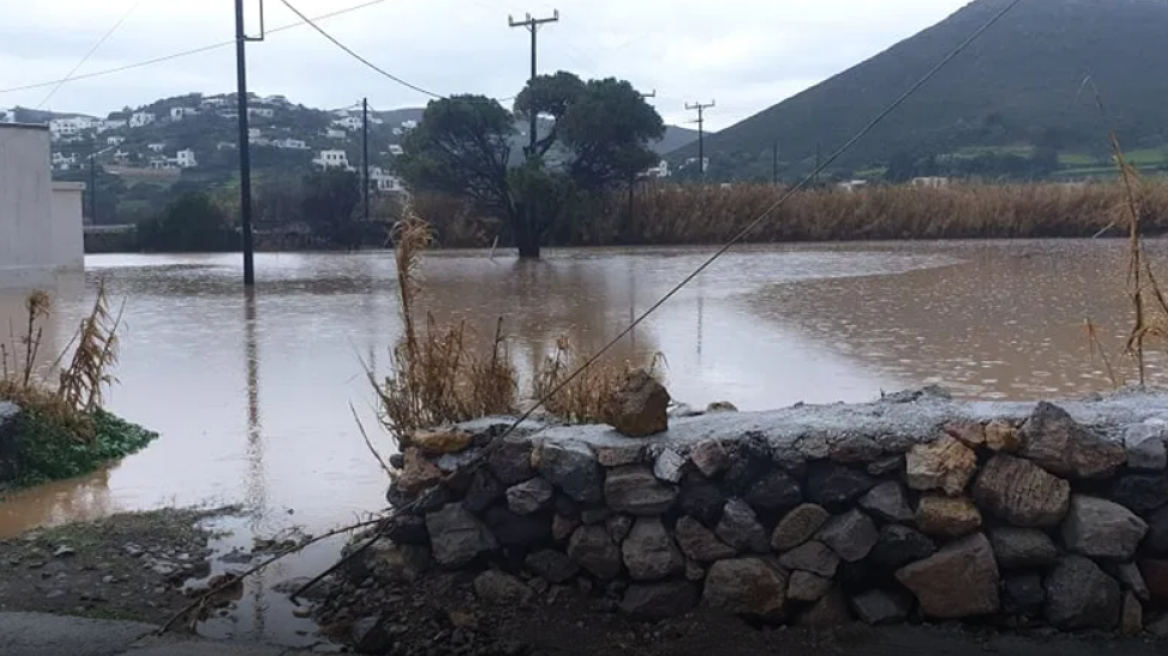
[0, 0, 972, 130]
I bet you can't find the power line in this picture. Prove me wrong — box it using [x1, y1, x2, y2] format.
[277, 0, 445, 99]
[497, 0, 1027, 437]
[0, 0, 141, 154]
[37, 0, 142, 109]
[0, 0, 392, 96]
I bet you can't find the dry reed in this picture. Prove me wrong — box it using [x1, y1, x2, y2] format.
[371, 205, 519, 444]
[0, 279, 124, 442]
[416, 179, 1168, 248]
[530, 335, 667, 424]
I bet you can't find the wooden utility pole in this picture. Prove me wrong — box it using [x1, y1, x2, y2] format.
[234, 0, 264, 286]
[362, 97, 370, 223]
[508, 10, 559, 156]
[772, 140, 779, 184]
[686, 100, 715, 181]
[627, 89, 656, 242]
[89, 138, 97, 223]
[508, 10, 559, 258]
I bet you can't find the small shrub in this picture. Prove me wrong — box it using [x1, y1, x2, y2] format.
[0, 279, 156, 490]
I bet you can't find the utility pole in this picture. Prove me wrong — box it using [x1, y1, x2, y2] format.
[362, 97, 370, 223]
[685, 100, 715, 181]
[89, 138, 97, 223]
[772, 140, 779, 185]
[234, 0, 263, 287]
[508, 9, 559, 258]
[508, 10, 559, 156]
[627, 89, 657, 243]
[814, 141, 822, 187]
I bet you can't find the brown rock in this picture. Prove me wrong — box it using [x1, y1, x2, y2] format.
[906, 435, 977, 496]
[944, 420, 986, 448]
[689, 440, 730, 477]
[1139, 559, 1168, 604]
[1018, 401, 1126, 479]
[703, 558, 788, 621]
[1121, 591, 1144, 636]
[770, 504, 831, 552]
[397, 448, 444, 494]
[895, 533, 1000, 619]
[984, 419, 1021, 452]
[972, 454, 1070, 528]
[411, 429, 474, 455]
[675, 516, 737, 563]
[915, 495, 982, 539]
[796, 587, 853, 627]
[603, 369, 671, 438]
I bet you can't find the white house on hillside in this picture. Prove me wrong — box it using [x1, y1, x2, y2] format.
[313, 149, 352, 170]
[273, 138, 308, 150]
[370, 167, 405, 193]
[175, 149, 197, 168]
[169, 107, 198, 121]
[129, 111, 156, 128]
[332, 116, 363, 131]
[644, 159, 670, 178]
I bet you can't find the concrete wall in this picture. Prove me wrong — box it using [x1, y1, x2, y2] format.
[0, 123, 84, 284]
[50, 182, 85, 270]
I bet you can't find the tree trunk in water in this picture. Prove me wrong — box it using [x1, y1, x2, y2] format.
[516, 232, 541, 259]
[515, 206, 541, 259]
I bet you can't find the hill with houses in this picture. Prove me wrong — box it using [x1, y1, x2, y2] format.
[0, 92, 700, 196]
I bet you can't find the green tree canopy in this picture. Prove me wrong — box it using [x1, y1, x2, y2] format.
[399, 71, 664, 258]
[137, 192, 236, 252]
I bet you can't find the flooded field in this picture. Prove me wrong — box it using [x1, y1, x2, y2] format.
[0, 238, 1159, 643]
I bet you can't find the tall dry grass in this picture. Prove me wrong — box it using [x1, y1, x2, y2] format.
[0, 279, 124, 441]
[1080, 135, 1168, 388]
[417, 179, 1168, 248]
[371, 206, 519, 444]
[530, 336, 666, 425]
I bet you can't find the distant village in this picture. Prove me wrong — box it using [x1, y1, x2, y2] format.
[0, 93, 411, 194]
[0, 91, 684, 195]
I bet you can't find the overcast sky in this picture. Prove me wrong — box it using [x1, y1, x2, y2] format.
[0, 0, 973, 131]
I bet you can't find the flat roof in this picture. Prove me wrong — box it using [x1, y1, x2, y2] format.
[52, 181, 87, 192]
[0, 122, 50, 132]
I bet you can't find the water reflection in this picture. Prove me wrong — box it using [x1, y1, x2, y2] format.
[0, 244, 983, 643]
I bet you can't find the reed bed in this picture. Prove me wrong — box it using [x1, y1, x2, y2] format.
[411, 179, 1168, 248]
[597, 179, 1168, 245]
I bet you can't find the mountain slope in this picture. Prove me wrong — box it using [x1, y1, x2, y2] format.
[671, 0, 1168, 181]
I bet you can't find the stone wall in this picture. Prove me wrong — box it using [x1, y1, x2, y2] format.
[375, 388, 1168, 633]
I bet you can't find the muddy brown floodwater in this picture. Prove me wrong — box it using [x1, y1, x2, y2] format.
[0, 239, 1163, 645]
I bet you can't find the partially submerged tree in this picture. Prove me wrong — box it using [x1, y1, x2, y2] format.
[301, 168, 362, 249]
[398, 72, 665, 258]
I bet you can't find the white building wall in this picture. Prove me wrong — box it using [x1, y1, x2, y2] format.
[0, 124, 85, 283]
[50, 182, 85, 270]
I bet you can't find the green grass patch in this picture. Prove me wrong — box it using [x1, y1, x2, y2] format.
[4, 407, 158, 489]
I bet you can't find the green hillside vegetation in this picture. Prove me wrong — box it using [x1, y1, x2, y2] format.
[668, 0, 1168, 182]
[41, 90, 695, 227]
